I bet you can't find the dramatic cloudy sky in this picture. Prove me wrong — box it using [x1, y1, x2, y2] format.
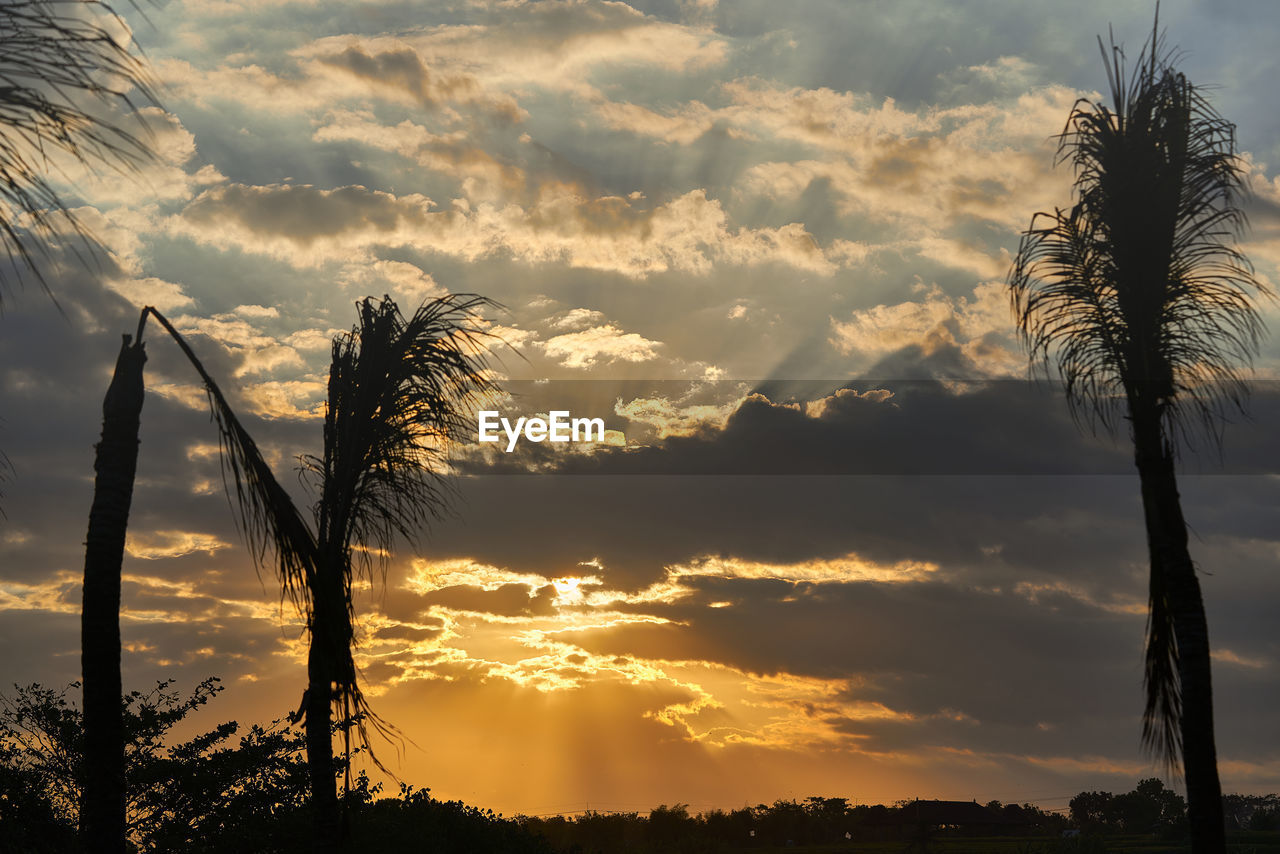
[2, 0, 1280, 817]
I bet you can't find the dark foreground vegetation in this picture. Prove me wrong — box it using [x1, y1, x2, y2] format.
[2, 680, 1278, 853]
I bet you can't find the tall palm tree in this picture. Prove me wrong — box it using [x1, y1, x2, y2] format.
[82, 331, 147, 852]
[8, 9, 155, 837]
[294, 295, 496, 848]
[0, 0, 156, 302]
[1009, 20, 1264, 854]
[81, 295, 494, 851]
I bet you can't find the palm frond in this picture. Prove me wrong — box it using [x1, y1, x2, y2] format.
[1013, 27, 1265, 446]
[1142, 563, 1181, 767]
[0, 0, 158, 302]
[138, 308, 318, 615]
[311, 293, 498, 581]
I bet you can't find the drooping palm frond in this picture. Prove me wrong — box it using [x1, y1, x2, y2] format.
[1143, 554, 1182, 767]
[0, 0, 157, 301]
[138, 308, 318, 614]
[1009, 22, 1264, 768]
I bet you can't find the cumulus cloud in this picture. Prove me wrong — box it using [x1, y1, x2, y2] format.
[614, 391, 745, 437]
[105, 277, 196, 313]
[340, 259, 444, 304]
[730, 82, 1079, 234]
[309, 42, 523, 118]
[538, 323, 662, 368]
[830, 281, 1021, 376]
[171, 183, 848, 277]
[549, 307, 607, 330]
[54, 108, 224, 207]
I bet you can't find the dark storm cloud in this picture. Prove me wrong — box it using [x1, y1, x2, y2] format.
[459, 380, 1280, 476]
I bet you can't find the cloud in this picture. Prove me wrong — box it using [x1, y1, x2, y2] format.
[239, 379, 327, 419]
[125, 530, 232, 560]
[172, 183, 848, 277]
[538, 323, 662, 369]
[830, 281, 1021, 376]
[312, 111, 524, 199]
[549, 307, 607, 330]
[105, 277, 196, 313]
[53, 108, 224, 207]
[339, 259, 444, 304]
[487, 383, 1138, 477]
[310, 42, 523, 118]
[730, 82, 1079, 233]
[393, 1, 730, 94]
[614, 391, 745, 438]
[159, 43, 521, 119]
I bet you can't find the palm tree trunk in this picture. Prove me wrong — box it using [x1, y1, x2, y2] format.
[80, 335, 146, 854]
[306, 571, 342, 852]
[1132, 403, 1225, 854]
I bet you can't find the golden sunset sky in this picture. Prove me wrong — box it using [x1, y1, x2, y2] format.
[2, 0, 1279, 818]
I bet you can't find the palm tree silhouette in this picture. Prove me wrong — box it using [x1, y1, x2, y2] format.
[294, 295, 495, 849]
[1009, 19, 1264, 854]
[81, 296, 495, 852]
[3, 11, 155, 826]
[0, 0, 156, 303]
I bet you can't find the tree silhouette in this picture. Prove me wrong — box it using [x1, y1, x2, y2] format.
[5, 9, 155, 827]
[81, 331, 147, 852]
[0, 0, 156, 302]
[80, 296, 494, 853]
[291, 295, 495, 850]
[1010, 17, 1264, 854]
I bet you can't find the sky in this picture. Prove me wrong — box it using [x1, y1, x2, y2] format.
[2, 0, 1280, 818]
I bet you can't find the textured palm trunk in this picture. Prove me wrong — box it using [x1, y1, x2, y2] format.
[306, 557, 344, 853]
[1131, 403, 1225, 854]
[80, 335, 146, 854]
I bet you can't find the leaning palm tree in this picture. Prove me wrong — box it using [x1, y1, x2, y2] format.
[81, 295, 495, 852]
[0, 0, 156, 302]
[1009, 20, 1264, 854]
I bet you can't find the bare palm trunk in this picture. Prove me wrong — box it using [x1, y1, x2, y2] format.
[80, 335, 146, 854]
[305, 642, 340, 852]
[306, 557, 346, 852]
[1132, 403, 1225, 854]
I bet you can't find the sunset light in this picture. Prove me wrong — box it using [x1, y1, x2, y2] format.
[1, 0, 1278, 851]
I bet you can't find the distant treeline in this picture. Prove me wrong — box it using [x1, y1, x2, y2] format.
[3, 680, 1279, 852]
[523, 797, 1068, 852]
